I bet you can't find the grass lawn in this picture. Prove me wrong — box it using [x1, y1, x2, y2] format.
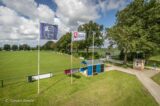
[149, 55, 160, 62]
[0, 51, 158, 106]
[152, 72, 160, 86]
[147, 55, 160, 67]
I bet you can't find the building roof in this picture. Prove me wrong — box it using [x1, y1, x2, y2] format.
[82, 59, 104, 66]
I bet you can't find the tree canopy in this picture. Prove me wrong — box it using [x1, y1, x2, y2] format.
[56, 32, 71, 53]
[42, 41, 56, 50]
[78, 21, 104, 54]
[107, 0, 160, 63]
[56, 21, 104, 54]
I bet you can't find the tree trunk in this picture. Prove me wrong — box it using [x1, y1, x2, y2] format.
[124, 50, 128, 64]
[76, 48, 78, 53]
[86, 47, 89, 54]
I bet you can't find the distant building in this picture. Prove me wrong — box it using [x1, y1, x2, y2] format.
[133, 59, 145, 71]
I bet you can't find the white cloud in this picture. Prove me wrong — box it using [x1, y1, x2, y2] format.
[99, 0, 131, 13]
[37, 4, 55, 23]
[0, 6, 20, 26]
[0, 6, 38, 40]
[54, 0, 100, 33]
[0, 0, 130, 42]
[0, 0, 58, 40]
[2, 0, 38, 19]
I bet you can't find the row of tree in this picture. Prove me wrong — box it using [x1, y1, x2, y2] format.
[1, 44, 34, 51]
[56, 21, 104, 55]
[1, 0, 159, 64]
[107, 0, 160, 63]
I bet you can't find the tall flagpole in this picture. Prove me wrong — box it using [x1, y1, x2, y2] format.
[38, 22, 40, 94]
[71, 33, 73, 84]
[92, 32, 94, 76]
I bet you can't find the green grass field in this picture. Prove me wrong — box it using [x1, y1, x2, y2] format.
[0, 51, 158, 106]
[152, 72, 160, 86]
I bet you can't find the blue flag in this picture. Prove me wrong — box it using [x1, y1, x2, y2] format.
[40, 23, 58, 40]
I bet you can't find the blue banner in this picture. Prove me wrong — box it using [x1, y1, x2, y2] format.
[40, 23, 58, 40]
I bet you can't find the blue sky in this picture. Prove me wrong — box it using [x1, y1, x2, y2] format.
[35, 0, 130, 28]
[0, 0, 132, 47]
[96, 10, 117, 28]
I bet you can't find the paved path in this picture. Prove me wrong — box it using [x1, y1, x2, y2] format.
[106, 65, 160, 105]
[135, 71, 160, 105]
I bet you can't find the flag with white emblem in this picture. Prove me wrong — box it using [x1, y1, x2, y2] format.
[40, 23, 58, 40]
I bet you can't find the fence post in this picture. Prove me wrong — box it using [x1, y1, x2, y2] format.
[1, 80, 3, 88]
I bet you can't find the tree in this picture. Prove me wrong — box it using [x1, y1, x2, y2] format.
[19, 44, 30, 50]
[56, 32, 71, 53]
[107, 0, 159, 63]
[12, 45, 18, 51]
[143, 0, 160, 47]
[42, 41, 56, 50]
[3, 44, 11, 51]
[78, 21, 104, 55]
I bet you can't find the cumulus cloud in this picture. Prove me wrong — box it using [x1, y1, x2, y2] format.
[0, 0, 130, 41]
[0, 6, 38, 40]
[2, 0, 38, 19]
[99, 0, 131, 13]
[54, 0, 100, 32]
[0, 0, 57, 40]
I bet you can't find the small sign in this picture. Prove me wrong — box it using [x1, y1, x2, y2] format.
[72, 31, 86, 41]
[28, 73, 53, 82]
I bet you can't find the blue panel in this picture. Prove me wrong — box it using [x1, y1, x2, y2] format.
[87, 66, 92, 76]
[80, 67, 87, 72]
[96, 64, 101, 73]
[80, 67, 85, 72]
[81, 61, 87, 65]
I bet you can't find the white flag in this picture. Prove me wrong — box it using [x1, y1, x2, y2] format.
[72, 31, 86, 41]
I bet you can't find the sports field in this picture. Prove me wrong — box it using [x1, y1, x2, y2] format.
[0, 51, 158, 106]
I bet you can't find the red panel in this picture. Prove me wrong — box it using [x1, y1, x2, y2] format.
[64, 69, 71, 75]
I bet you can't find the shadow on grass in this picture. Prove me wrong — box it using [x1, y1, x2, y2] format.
[40, 76, 67, 94]
[68, 74, 81, 79]
[2, 79, 26, 88]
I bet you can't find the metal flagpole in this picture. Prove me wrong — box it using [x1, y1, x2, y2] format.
[38, 22, 40, 94]
[71, 33, 73, 84]
[92, 32, 94, 76]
